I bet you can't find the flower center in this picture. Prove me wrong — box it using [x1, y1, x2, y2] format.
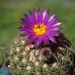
[33, 23, 47, 35]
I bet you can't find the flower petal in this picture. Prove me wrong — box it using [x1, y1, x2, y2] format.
[52, 22, 62, 27]
[43, 36, 49, 45]
[24, 13, 34, 25]
[20, 21, 26, 25]
[47, 21, 61, 28]
[26, 35, 38, 44]
[46, 31, 60, 36]
[34, 36, 43, 48]
[48, 14, 58, 22]
[45, 33, 56, 43]
[34, 8, 42, 22]
[48, 35, 57, 43]
[21, 18, 33, 27]
[42, 9, 49, 24]
[20, 32, 33, 36]
[18, 25, 33, 32]
[23, 28, 33, 32]
[29, 11, 38, 24]
[50, 27, 63, 31]
[18, 26, 25, 31]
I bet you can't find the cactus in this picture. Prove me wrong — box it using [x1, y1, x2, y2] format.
[8, 33, 75, 75]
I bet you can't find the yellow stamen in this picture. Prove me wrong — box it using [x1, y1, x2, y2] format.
[33, 23, 47, 35]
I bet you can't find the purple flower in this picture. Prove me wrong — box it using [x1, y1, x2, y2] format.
[18, 9, 62, 48]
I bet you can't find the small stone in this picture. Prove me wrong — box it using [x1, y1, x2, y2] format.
[36, 71, 41, 75]
[26, 66, 32, 70]
[35, 49, 39, 55]
[61, 56, 65, 60]
[43, 64, 48, 68]
[22, 51, 27, 56]
[38, 56, 42, 61]
[34, 62, 39, 66]
[25, 46, 30, 51]
[59, 47, 64, 50]
[29, 56, 36, 62]
[30, 44, 34, 48]
[52, 63, 57, 68]
[22, 58, 27, 63]
[14, 56, 19, 61]
[16, 47, 20, 53]
[21, 40, 26, 45]
[14, 41, 17, 44]
[8, 65, 11, 68]
[29, 52, 34, 56]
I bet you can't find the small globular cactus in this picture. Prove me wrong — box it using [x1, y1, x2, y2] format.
[8, 33, 74, 75]
[8, 9, 75, 75]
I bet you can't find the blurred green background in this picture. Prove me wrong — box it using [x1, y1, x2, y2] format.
[0, 0, 75, 64]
